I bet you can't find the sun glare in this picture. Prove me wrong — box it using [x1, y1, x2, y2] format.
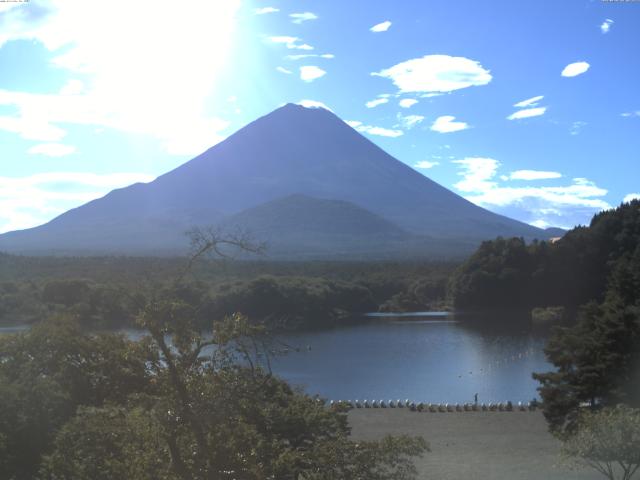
[9, 0, 241, 155]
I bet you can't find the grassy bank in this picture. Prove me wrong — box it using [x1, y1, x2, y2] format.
[348, 409, 600, 480]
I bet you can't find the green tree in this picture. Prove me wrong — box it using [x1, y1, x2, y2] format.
[0, 315, 153, 479]
[36, 308, 427, 480]
[36, 229, 428, 480]
[561, 405, 640, 480]
[42, 279, 90, 307]
[448, 200, 640, 315]
[533, 300, 640, 434]
[40, 406, 172, 480]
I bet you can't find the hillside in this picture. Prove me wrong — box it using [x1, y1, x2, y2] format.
[449, 200, 640, 312]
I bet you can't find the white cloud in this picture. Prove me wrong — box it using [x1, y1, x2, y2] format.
[452, 158, 610, 229]
[431, 115, 469, 133]
[297, 99, 332, 111]
[0, 1, 239, 156]
[286, 53, 334, 60]
[561, 61, 590, 77]
[348, 121, 403, 137]
[624, 193, 640, 203]
[255, 6, 279, 14]
[507, 107, 547, 120]
[600, 18, 614, 34]
[268, 36, 314, 50]
[59, 79, 85, 96]
[414, 160, 439, 169]
[570, 121, 587, 135]
[370, 21, 391, 32]
[573, 177, 592, 186]
[514, 95, 543, 108]
[509, 170, 562, 181]
[269, 36, 298, 45]
[27, 143, 77, 157]
[0, 113, 67, 142]
[399, 98, 418, 108]
[299, 65, 326, 82]
[0, 3, 54, 47]
[360, 126, 403, 137]
[276, 66, 292, 74]
[365, 98, 388, 108]
[621, 111, 640, 118]
[397, 113, 424, 129]
[0, 172, 155, 233]
[373, 55, 492, 93]
[453, 158, 500, 192]
[290, 12, 318, 24]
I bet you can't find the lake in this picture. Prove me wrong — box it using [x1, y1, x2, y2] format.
[262, 314, 551, 404]
[4, 313, 552, 405]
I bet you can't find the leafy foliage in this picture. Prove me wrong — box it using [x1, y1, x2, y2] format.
[449, 200, 640, 313]
[0, 253, 455, 329]
[0, 229, 429, 479]
[561, 405, 640, 480]
[206, 275, 377, 329]
[0, 316, 154, 479]
[525, 201, 640, 434]
[533, 301, 640, 433]
[1, 311, 428, 480]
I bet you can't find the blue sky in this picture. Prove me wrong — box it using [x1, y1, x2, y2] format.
[1, 0, 639, 234]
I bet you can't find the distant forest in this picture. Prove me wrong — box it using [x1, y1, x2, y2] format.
[2, 200, 639, 333]
[0, 255, 453, 330]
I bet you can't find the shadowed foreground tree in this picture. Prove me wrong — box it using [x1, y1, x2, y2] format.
[28, 229, 429, 480]
[533, 298, 640, 435]
[41, 312, 427, 480]
[562, 405, 640, 480]
[0, 316, 153, 480]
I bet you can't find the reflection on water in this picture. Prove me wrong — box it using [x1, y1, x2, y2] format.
[2, 313, 552, 404]
[364, 311, 452, 318]
[269, 315, 550, 404]
[0, 325, 30, 334]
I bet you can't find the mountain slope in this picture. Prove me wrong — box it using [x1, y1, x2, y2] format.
[0, 104, 547, 257]
[221, 194, 407, 259]
[224, 194, 407, 238]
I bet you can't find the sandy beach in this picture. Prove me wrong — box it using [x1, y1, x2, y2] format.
[348, 409, 601, 480]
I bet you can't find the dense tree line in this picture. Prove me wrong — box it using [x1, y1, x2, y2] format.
[206, 276, 376, 329]
[0, 256, 454, 330]
[533, 251, 640, 434]
[0, 253, 454, 288]
[449, 200, 640, 314]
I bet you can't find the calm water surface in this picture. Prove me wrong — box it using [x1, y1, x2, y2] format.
[267, 316, 550, 404]
[4, 314, 551, 404]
